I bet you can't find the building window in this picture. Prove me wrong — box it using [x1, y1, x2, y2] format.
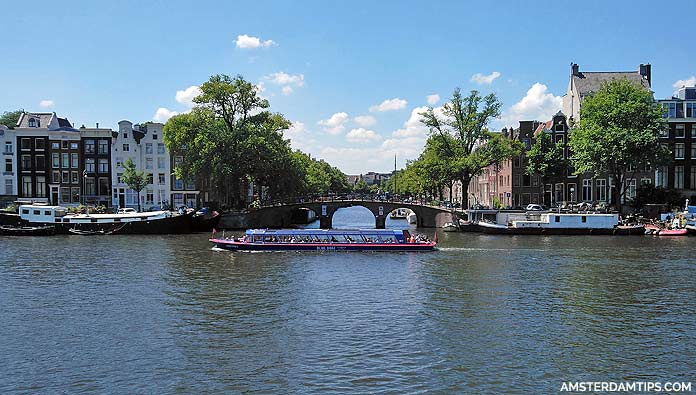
[554, 183, 564, 203]
[147, 173, 154, 185]
[98, 140, 108, 154]
[62, 153, 69, 168]
[4, 141, 11, 153]
[21, 138, 31, 150]
[690, 168, 696, 190]
[22, 176, 32, 196]
[157, 157, 165, 169]
[36, 176, 46, 197]
[117, 173, 123, 183]
[185, 179, 195, 190]
[116, 157, 123, 167]
[155, 173, 164, 184]
[71, 171, 78, 184]
[62, 171, 69, 182]
[675, 166, 684, 189]
[675, 143, 685, 159]
[5, 179, 12, 195]
[52, 171, 61, 183]
[692, 145, 696, 159]
[51, 142, 60, 149]
[35, 138, 45, 150]
[99, 177, 109, 196]
[582, 179, 592, 201]
[28, 118, 36, 127]
[98, 159, 109, 173]
[52, 153, 59, 168]
[596, 179, 606, 201]
[85, 139, 95, 154]
[152, 134, 158, 140]
[626, 179, 637, 200]
[71, 187, 80, 203]
[61, 187, 71, 203]
[157, 143, 165, 154]
[174, 178, 184, 190]
[146, 189, 154, 204]
[146, 158, 153, 169]
[687, 102, 696, 118]
[85, 158, 95, 172]
[145, 143, 153, 154]
[122, 144, 130, 152]
[522, 174, 531, 187]
[21, 155, 32, 169]
[5, 158, 12, 172]
[62, 140, 69, 149]
[676, 124, 685, 138]
[84, 177, 95, 197]
[35, 155, 45, 169]
[71, 153, 78, 168]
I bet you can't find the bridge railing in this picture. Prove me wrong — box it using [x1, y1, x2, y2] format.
[249, 193, 461, 212]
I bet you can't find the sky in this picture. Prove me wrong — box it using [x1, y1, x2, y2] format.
[2, 0, 696, 174]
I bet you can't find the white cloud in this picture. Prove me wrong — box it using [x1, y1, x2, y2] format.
[369, 97, 408, 112]
[346, 128, 382, 143]
[498, 83, 562, 127]
[153, 107, 178, 122]
[265, 72, 304, 87]
[235, 34, 276, 49]
[471, 71, 501, 85]
[175, 85, 202, 107]
[353, 115, 376, 127]
[318, 112, 349, 135]
[39, 100, 54, 108]
[673, 76, 696, 88]
[426, 94, 440, 105]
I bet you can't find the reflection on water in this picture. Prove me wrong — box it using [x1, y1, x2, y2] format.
[1, 212, 695, 393]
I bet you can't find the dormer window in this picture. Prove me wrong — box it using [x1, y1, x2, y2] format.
[28, 118, 36, 127]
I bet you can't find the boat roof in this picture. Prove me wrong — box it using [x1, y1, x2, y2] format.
[245, 229, 406, 236]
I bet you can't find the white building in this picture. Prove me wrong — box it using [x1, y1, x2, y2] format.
[1, 124, 17, 200]
[111, 120, 198, 210]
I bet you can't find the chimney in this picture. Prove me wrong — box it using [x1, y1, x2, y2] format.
[639, 63, 651, 86]
[571, 62, 579, 76]
[96, 122, 99, 129]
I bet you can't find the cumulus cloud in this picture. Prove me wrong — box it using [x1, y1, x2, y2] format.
[318, 112, 349, 135]
[235, 34, 276, 49]
[498, 83, 562, 127]
[175, 85, 202, 107]
[369, 97, 408, 112]
[471, 71, 501, 85]
[265, 72, 305, 87]
[426, 94, 440, 105]
[346, 128, 382, 143]
[39, 100, 54, 108]
[673, 76, 696, 88]
[353, 115, 376, 127]
[153, 107, 178, 122]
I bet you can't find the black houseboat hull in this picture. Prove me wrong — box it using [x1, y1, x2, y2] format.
[20, 212, 196, 235]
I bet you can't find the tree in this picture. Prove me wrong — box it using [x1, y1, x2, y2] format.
[526, 131, 568, 204]
[420, 89, 523, 208]
[568, 78, 670, 212]
[163, 74, 297, 208]
[0, 110, 23, 128]
[121, 158, 148, 212]
[353, 178, 370, 194]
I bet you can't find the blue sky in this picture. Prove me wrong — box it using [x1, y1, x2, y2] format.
[2, 0, 695, 173]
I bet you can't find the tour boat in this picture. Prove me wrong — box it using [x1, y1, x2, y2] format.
[477, 212, 621, 235]
[210, 229, 437, 252]
[17, 204, 195, 235]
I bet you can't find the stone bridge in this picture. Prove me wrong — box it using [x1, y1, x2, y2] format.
[219, 199, 459, 229]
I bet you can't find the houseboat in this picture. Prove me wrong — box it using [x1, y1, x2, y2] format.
[17, 205, 195, 235]
[210, 229, 437, 251]
[477, 212, 623, 235]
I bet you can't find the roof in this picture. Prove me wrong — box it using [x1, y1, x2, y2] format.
[572, 71, 650, 97]
[16, 112, 54, 128]
[57, 117, 72, 128]
[533, 120, 553, 136]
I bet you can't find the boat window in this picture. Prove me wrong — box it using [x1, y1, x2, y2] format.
[44, 210, 51, 216]
[114, 219, 121, 223]
[33, 210, 40, 215]
[22, 209, 29, 215]
[54, 209, 66, 217]
[55, 219, 61, 223]
[63, 219, 70, 223]
[554, 216, 560, 223]
[253, 236, 262, 242]
[582, 216, 587, 223]
[91, 218, 97, 223]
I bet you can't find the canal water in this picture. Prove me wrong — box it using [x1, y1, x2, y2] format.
[1, 207, 695, 394]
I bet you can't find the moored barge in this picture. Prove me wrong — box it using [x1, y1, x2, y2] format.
[210, 229, 437, 251]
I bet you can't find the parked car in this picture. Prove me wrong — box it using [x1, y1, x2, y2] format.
[525, 204, 545, 211]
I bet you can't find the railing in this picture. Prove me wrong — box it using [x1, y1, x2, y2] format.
[248, 193, 463, 212]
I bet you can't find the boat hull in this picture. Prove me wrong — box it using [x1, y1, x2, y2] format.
[479, 224, 620, 235]
[20, 212, 195, 235]
[0, 225, 56, 236]
[211, 238, 436, 252]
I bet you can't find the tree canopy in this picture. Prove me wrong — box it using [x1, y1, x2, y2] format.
[0, 109, 23, 128]
[420, 89, 523, 208]
[121, 158, 148, 212]
[568, 78, 669, 210]
[526, 131, 567, 181]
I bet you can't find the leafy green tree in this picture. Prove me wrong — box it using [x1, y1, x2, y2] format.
[353, 178, 370, 194]
[420, 89, 523, 208]
[121, 158, 148, 212]
[163, 74, 298, 208]
[0, 110, 23, 128]
[526, 131, 567, 204]
[568, 78, 670, 212]
[631, 183, 683, 210]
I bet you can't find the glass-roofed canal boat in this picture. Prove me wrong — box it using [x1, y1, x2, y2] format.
[210, 229, 437, 252]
